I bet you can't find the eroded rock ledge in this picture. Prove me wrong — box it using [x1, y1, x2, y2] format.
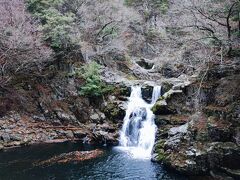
[0, 112, 119, 150]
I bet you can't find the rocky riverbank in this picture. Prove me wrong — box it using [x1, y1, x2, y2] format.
[0, 62, 127, 150]
[0, 112, 119, 150]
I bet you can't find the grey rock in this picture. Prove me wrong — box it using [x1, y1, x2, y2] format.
[168, 123, 188, 136]
[33, 115, 46, 121]
[65, 130, 74, 138]
[56, 110, 77, 122]
[73, 130, 87, 139]
[9, 134, 22, 141]
[1, 133, 11, 142]
[4, 129, 11, 133]
[90, 113, 100, 121]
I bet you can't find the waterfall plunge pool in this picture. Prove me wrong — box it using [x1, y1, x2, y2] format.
[0, 142, 188, 180]
[0, 86, 189, 179]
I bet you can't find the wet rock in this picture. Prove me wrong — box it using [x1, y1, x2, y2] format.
[210, 170, 234, 180]
[221, 167, 240, 179]
[35, 149, 104, 166]
[141, 86, 153, 103]
[152, 140, 167, 162]
[6, 141, 22, 147]
[152, 62, 240, 178]
[92, 130, 118, 145]
[164, 134, 182, 150]
[151, 153, 159, 162]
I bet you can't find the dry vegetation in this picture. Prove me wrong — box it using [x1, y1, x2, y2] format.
[0, 0, 239, 86]
[0, 0, 52, 88]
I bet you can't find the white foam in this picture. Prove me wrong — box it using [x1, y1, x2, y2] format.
[119, 86, 161, 159]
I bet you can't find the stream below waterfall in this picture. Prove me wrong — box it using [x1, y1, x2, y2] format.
[0, 142, 188, 180]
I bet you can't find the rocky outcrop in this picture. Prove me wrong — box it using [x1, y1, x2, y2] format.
[152, 62, 240, 179]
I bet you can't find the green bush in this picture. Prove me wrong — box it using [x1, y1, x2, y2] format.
[78, 62, 113, 97]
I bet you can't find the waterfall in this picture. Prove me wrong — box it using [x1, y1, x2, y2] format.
[119, 86, 161, 159]
[151, 86, 162, 104]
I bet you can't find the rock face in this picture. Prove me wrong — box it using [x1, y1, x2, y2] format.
[152, 62, 240, 179]
[0, 63, 130, 149]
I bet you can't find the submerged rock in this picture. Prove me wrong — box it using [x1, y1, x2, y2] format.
[35, 149, 104, 166]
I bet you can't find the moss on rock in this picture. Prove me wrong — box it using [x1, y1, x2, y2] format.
[155, 140, 167, 161]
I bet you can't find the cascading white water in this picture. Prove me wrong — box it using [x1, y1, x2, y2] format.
[151, 86, 162, 104]
[119, 86, 161, 159]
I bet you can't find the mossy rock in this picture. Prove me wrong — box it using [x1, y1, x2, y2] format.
[155, 140, 167, 162]
[103, 103, 125, 122]
[118, 86, 131, 97]
[161, 81, 174, 94]
[152, 99, 175, 115]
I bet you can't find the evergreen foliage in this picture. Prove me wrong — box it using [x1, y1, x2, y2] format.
[78, 62, 113, 98]
[26, 0, 78, 50]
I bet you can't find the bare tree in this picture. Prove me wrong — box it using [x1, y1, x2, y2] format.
[188, 0, 239, 56]
[0, 0, 52, 88]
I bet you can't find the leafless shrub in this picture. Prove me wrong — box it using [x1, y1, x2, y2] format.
[186, 0, 239, 56]
[0, 0, 53, 88]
